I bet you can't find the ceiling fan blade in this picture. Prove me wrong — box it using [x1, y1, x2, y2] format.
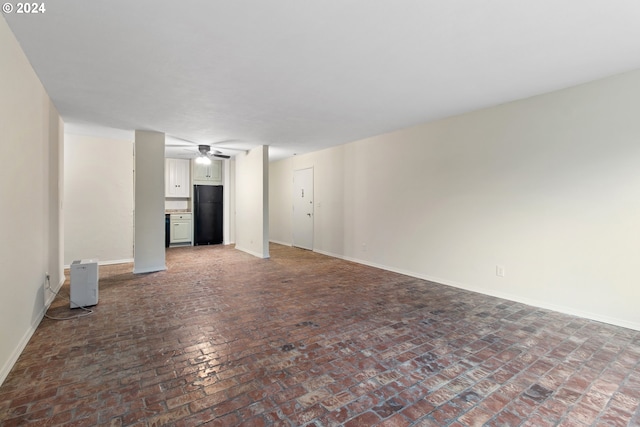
[166, 139, 236, 158]
[166, 144, 197, 148]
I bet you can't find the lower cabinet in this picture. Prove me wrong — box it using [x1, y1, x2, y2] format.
[170, 213, 192, 244]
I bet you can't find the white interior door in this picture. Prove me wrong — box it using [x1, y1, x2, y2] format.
[293, 168, 314, 250]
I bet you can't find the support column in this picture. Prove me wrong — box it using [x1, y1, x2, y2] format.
[133, 130, 166, 273]
[222, 159, 235, 245]
[234, 145, 269, 258]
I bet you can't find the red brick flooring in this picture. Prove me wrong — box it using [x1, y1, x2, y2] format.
[1, 244, 639, 426]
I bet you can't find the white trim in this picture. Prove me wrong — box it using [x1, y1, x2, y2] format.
[0, 276, 64, 385]
[64, 258, 133, 269]
[0, 321, 38, 386]
[100, 258, 134, 266]
[269, 239, 292, 247]
[313, 249, 640, 332]
[235, 245, 270, 259]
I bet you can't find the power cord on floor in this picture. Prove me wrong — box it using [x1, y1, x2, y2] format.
[44, 274, 94, 320]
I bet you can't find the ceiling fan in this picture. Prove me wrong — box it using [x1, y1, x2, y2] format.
[197, 144, 230, 159]
[165, 138, 235, 162]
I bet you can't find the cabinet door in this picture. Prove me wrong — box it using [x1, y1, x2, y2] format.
[174, 159, 190, 197]
[209, 160, 222, 182]
[193, 162, 211, 181]
[165, 158, 190, 197]
[171, 220, 191, 242]
[170, 214, 192, 243]
[193, 159, 222, 185]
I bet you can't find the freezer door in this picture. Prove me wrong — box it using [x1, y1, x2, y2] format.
[195, 185, 222, 203]
[194, 185, 223, 245]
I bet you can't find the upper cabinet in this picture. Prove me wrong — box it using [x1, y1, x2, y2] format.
[165, 158, 190, 197]
[193, 159, 222, 185]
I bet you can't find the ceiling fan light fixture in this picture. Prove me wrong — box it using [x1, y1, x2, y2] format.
[195, 155, 211, 165]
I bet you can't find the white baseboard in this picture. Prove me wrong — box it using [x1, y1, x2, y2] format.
[269, 239, 292, 247]
[313, 249, 640, 332]
[0, 276, 64, 386]
[0, 322, 38, 386]
[235, 245, 270, 259]
[64, 258, 133, 269]
[99, 258, 134, 266]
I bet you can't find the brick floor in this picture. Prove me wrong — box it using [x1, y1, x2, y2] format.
[0, 244, 639, 426]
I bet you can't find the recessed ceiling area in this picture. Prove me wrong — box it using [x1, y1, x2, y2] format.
[4, 0, 640, 160]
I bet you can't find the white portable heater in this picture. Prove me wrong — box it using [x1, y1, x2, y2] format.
[70, 259, 99, 308]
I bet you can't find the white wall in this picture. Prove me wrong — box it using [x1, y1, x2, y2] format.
[133, 131, 166, 273]
[235, 146, 269, 258]
[268, 157, 293, 246]
[64, 134, 133, 265]
[270, 69, 640, 330]
[0, 16, 64, 384]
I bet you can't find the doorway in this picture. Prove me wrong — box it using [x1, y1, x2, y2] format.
[292, 168, 314, 250]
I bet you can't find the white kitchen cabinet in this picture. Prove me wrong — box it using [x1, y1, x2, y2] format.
[193, 159, 222, 185]
[170, 213, 192, 244]
[165, 158, 190, 197]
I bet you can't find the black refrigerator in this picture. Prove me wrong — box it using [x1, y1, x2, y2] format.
[193, 185, 223, 245]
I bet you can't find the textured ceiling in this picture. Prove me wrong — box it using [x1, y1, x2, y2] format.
[4, 0, 640, 160]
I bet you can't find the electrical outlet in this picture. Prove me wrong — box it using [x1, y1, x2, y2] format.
[362, 243, 367, 252]
[496, 265, 506, 277]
